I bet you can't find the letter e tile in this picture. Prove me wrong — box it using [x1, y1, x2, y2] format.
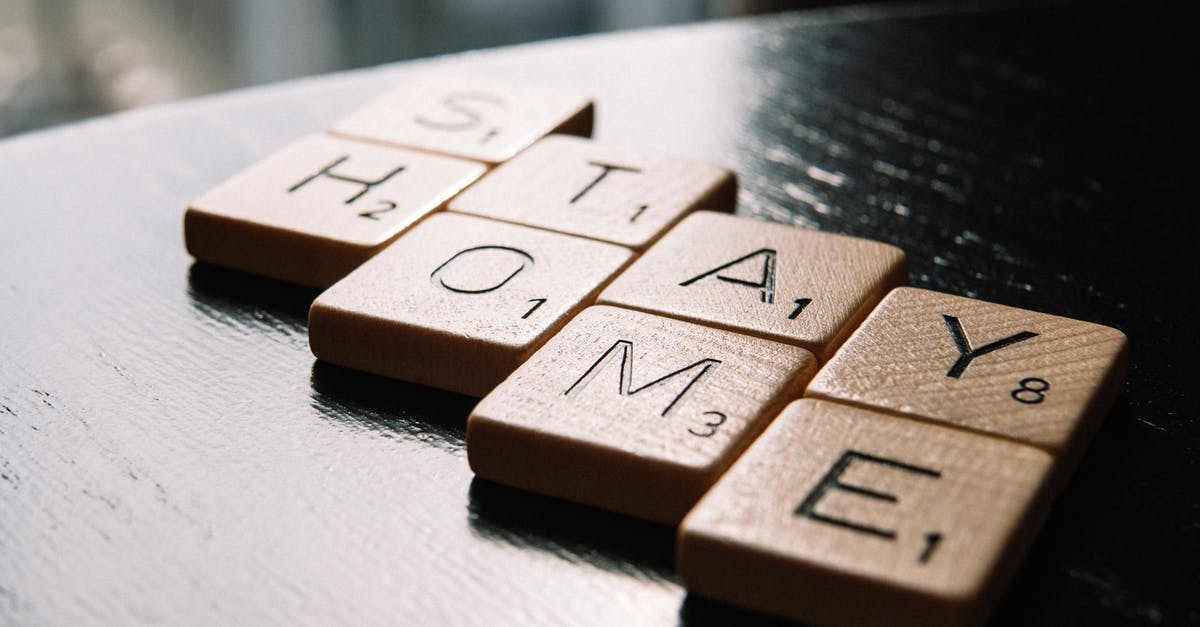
[678, 399, 1054, 627]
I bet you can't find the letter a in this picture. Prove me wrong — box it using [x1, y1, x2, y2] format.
[679, 249, 778, 304]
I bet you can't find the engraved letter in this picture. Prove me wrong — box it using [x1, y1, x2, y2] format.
[414, 91, 504, 132]
[679, 249, 777, 304]
[288, 156, 404, 204]
[564, 340, 720, 417]
[942, 315, 1037, 378]
[571, 161, 642, 203]
[795, 450, 941, 540]
[430, 246, 533, 294]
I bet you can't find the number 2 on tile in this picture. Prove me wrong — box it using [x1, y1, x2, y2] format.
[358, 200, 397, 220]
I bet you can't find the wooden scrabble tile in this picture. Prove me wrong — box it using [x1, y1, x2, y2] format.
[597, 212, 907, 361]
[185, 133, 485, 288]
[308, 213, 631, 397]
[467, 306, 818, 524]
[678, 399, 1054, 627]
[806, 287, 1127, 462]
[449, 135, 736, 250]
[330, 74, 593, 164]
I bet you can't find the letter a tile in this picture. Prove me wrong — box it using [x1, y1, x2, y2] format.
[330, 74, 593, 164]
[449, 135, 736, 250]
[309, 214, 631, 396]
[185, 134, 485, 287]
[678, 399, 1054, 627]
[806, 288, 1127, 473]
[597, 212, 907, 360]
[467, 306, 819, 524]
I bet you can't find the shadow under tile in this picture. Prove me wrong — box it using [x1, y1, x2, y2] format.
[309, 360, 475, 451]
[467, 476, 679, 583]
[186, 261, 319, 331]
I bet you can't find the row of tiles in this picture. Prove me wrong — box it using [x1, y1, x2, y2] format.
[183, 74, 1127, 626]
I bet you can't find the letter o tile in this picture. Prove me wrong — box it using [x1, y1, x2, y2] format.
[309, 213, 631, 396]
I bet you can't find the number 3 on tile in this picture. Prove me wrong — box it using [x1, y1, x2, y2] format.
[688, 410, 727, 437]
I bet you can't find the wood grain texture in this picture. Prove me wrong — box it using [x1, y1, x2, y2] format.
[806, 287, 1127, 471]
[331, 73, 594, 163]
[0, 4, 1192, 626]
[185, 134, 485, 287]
[598, 211, 906, 360]
[679, 399, 1054, 627]
[309, 213, 631, 396]
[468, 306, 818, 524]
[449, 134, 737, 249]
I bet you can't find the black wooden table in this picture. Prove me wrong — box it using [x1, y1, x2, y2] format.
[1, 3, 1194, 625]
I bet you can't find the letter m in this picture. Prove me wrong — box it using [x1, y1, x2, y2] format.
[563, 340, 721, 417]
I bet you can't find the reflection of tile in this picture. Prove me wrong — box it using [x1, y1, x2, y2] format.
[679, 399, 1053, 627]
[467, 306, 817, 524]
[598, 211, 907, 360]
[331, 74, 593, 163]
[450, 135, 735, 249]
[309, 213, 630, 397]
[185, 134, 484, 287]
[807, 287, 1127, 462]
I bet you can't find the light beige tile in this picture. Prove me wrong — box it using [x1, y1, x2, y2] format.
[308, 213, 630, 396]
[185, 133, 484, 287]
[449, 135, 736, 249]
[330, 74, 593, 164]
[806, 287, 1127, 463]
[679, 399, 1054, 627]
[597, 211, 907, 360]
[467, 305, 818, 525]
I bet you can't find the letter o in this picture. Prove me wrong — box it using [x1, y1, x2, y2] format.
[429, 245, 534, 294]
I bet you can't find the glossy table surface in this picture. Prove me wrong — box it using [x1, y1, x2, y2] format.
[1, 2, 1194, 625]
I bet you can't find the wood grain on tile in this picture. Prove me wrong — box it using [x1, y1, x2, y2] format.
[185, 133, 484, 287]
[597, 211, 907, 360]
[806, 287, 1127, 463]
[449, 135, 736, 249]
[467, 306, 818, 524]
[308, 213, 630, 396]
[330, 74, 593, 164]
[678, 399, 1054, 627]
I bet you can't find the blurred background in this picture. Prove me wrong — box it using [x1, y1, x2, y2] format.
[0, 0, 837, 138]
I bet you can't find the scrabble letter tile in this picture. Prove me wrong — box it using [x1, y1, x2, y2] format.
[330, 74, 593, 164]
[467, 306, 818, 524]
[308, 213, 630, 396]
[806, 287, 1127, 464]
[678, 399, 1054, 627]
[597, 212, 907, 360]
[449, 135, 736, 250]
[185, 134, 485, 287]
